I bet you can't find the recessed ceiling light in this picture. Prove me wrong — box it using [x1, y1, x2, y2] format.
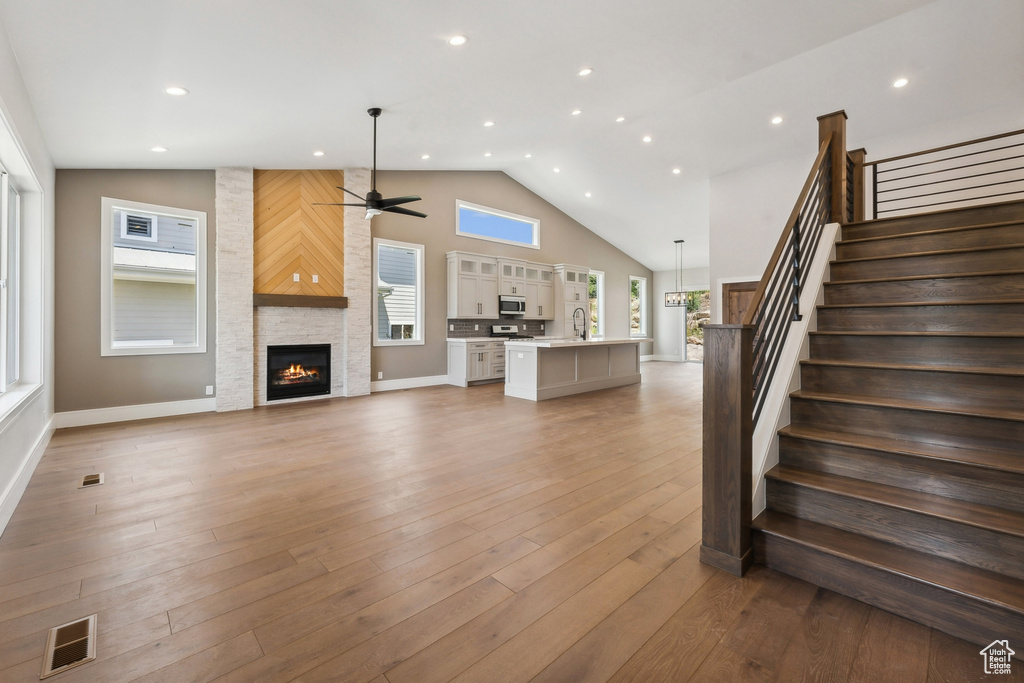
[448, 35, 468, 47]
[484, 152, 492, 157]
[163, 86, 188, 96]
[584, 192, 592, 197]
[151, 146, 168, 153]
[672, 168, 681, 174]
[483, 121, 495, 127]
[642, 135, 652, 143]
[421, 154, 430, 160]
[893, 77, 909, 88]
[525, 153, 532, 158]
[313, 150, 325, 157]
[553, 167, 561, 173]
[571, 109, 582, 116]
[616, 116, 625, 123]
[771, 116, 783, 125]
[578, 68, 594, 77]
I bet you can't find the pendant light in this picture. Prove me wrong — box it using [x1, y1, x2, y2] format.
[664, 239, 685, 307]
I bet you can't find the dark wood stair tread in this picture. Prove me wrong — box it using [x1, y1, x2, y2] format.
[823, 268, 1024, 286]
[754, 510, 1024, 615]
[800, 358, 1024, 377]
[818, 299, 1024, 309]
[790, 389, 1024, 423]
[842, 199, 1024, 230]
[832, 242, 1024, 265]
[838, 218, 1024, 246]
[779, 424, 1024, 476]
[810, 330, 1024, 338]
[767, 465, 1024, 540]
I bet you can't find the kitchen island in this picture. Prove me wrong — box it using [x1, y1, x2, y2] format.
[503, 337, 646, 401]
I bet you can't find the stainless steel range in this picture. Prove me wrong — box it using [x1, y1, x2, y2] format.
[490, 324, 534, 340]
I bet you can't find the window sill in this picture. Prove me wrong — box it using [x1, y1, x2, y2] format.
[0, 382, 44, 427]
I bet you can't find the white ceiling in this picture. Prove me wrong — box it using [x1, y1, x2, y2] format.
[1, 0, 1021, 271]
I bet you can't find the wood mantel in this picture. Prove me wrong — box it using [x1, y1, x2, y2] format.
[252, 293, 348, 308]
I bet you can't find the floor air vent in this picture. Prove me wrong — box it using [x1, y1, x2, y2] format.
[40, 614, 97, 679]
[78, 473, 104, 488]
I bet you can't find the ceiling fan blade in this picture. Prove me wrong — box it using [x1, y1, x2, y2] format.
[382, 206, 427, 218]
[335, 186, 366, 202]
[312, 202, 367, 207]
[378, 195, 422, 209]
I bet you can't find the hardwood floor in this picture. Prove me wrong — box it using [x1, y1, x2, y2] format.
[0, 362, 1015, 682]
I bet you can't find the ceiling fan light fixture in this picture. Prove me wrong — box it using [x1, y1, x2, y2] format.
[365, 207, 383, 220]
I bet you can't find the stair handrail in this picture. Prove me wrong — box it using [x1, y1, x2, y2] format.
[701, 111, 849, 578]
[867, 127, 1024, 218]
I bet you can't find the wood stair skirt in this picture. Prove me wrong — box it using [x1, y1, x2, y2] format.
[753, 199, 1024, 656]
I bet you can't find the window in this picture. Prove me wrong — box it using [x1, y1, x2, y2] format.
[456, 200, 539, 249]
[100, 197, 207, 356]
[0, 171, 19, 393]
[374, 238, 424, 346]
[629, 275, 647, 337]
[588, 270, 604, 337]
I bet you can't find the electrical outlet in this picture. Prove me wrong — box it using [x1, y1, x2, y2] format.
[474, 324, 478, 331]
[205, 385, 213, 395]
[312, 275, 319, 283]
[377, 371, 383, 380]
[449, 324, 454, 331]
[293, 273, 300, 282]
[540, 324, 545, 330]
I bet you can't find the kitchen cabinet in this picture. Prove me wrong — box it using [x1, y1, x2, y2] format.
[523, 264, 554, 319]
[554, 264, 590, 339]
[447, 339, 506, 386]
[499, 260, 527, 296]
[447, 252, 498, 318]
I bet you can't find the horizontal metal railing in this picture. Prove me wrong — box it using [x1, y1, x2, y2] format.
[869, 128, 1024, 218]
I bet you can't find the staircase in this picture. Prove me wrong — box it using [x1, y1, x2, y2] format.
[752, 199, 1024, 650]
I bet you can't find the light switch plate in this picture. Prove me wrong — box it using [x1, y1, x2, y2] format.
[293, 273, 300, 282]
[312, 275, 319, 283]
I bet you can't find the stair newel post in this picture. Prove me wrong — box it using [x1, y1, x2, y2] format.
[700, 324, 754, 576]
[818, 110, 848, 224]
[849, 148, 866, 223]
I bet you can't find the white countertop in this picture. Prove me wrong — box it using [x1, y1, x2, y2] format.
[504, 337, 651, 348]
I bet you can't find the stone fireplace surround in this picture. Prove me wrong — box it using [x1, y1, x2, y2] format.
[214, 167, 372, 411]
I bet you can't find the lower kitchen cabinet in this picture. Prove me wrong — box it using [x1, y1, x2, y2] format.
[447, 340, 506, 387]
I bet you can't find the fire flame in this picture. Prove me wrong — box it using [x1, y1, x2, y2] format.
[277, 363, 319, 383]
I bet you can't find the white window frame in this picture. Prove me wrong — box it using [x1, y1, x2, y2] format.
[629, 275, 648, 338]
[455, 199, 540, 249]
[589, 270, 605, 337]
[0, 170, 19, 393]
[373, 237, 425, 347]
[100, 197, 207, 356]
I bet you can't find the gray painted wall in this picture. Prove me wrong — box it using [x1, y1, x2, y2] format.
[371, 171, 654, 382]
[55, 170, 216, 412]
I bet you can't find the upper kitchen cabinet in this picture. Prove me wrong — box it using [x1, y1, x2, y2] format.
[499, 259, 527, 296]
[554, 264, 590, 338]
[447, 252, 498, 318]
[524, 263, 554, 320]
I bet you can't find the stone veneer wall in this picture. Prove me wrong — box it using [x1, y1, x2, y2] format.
[214, 167, 372, 410]
[342, 168, 372, 397]
[254, 308, 345, 406]
[215, 168, 255, 411]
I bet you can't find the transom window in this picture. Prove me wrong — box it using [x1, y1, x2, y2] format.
[455, 200, 539, 249]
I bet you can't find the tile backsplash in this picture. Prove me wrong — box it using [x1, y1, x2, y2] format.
[447, 318, 549, 338]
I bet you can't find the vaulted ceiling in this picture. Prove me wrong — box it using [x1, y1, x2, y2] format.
[1, 0, 1021, 270]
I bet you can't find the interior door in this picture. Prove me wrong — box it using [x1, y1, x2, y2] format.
[722, 281, 758, 324]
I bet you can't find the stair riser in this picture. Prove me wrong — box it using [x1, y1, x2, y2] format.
[816, 303, 1024, 333]
[790, 396, 1024, 452]
[810, 334, 1024, 369]
[836, 222, 1024, 259]
[831, 246, 1024, 281]
[799, 364, 1024, 413]
[754, 530, 1024, 652]
[824, 273, 1024, 305]
[842, 201, 1024, 240]
[766, 478, 1024, 580]
[779, 434, 1024, 514]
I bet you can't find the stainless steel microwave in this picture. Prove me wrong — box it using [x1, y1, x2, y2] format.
[498, 295, 526, 315]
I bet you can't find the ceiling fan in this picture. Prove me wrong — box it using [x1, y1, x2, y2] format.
[315, 107, 427, 220]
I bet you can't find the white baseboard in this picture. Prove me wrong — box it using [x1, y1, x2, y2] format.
[0, 416, 53, 534]
[370, 375, 448, 393]
[54, 397, 217, 429]
[642, 354, 683, 362]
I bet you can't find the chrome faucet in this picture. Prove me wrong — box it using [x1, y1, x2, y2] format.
[572, 307, 587, 339]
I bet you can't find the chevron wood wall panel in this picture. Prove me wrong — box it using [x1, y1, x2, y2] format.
[253, 169, 346, 296]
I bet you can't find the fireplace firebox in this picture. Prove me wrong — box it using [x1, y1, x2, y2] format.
[266, 344, 331, 401]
